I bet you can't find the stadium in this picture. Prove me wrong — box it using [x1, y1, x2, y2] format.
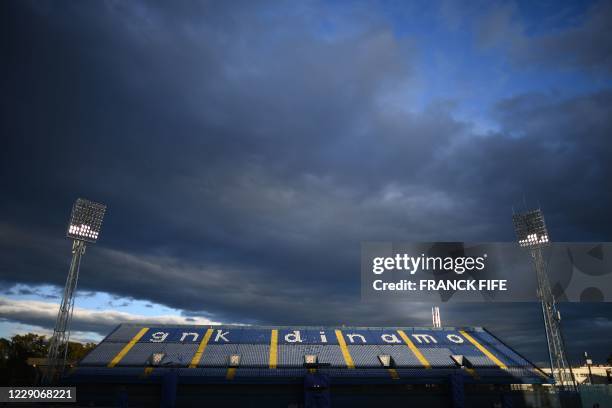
[4, 2, 612, 407]
[63, 323, 557, 407]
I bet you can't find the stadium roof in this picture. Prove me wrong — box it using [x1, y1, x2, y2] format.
[68, 324, 551, 385]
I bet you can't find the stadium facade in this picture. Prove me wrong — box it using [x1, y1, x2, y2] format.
[66, 324, 558, 407]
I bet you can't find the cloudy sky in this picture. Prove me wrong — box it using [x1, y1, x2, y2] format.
[2, 0, 612, 365]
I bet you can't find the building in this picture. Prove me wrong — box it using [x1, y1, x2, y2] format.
[541, 365, 612, 385]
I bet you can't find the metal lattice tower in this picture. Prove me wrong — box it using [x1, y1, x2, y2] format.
[432, 306, 442, 328]
[43, 198, 106, 384]
[512, 209, 576, 390]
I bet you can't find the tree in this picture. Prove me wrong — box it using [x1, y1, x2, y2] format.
[7, 334, 96, 362]
[9, 334, 48, 360]
[1, 334, 48, 385]
[0, 338, 10, 367]
[66, 341, 97, 362]
[0, 334, 98, 385]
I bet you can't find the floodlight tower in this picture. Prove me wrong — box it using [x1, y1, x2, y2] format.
[512, 209, 576, 390]
[43, 198, 106, 384]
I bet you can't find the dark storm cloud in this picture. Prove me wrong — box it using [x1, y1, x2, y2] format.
[421, 90, 612, 241]
[16, 287, 58, 299]
[0, 224, 432, 325]
[1, 0, 473, 293]
[2, 0, 612, 363]
[525, 1, 612, 74]
[475, 0, 612, 74]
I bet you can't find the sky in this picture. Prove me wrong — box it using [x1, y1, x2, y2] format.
[1, 0, 612, 366]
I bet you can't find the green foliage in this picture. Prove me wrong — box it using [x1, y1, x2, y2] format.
[66, 341, 97, 361]
[9, 333, 48, 360]
[0, 333, 97, 386]
[0, 338, 10, 366]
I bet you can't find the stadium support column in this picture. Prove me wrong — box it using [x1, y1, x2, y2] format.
[501, 390, 513, 408]
[161, 371, 178, 408]
[512, 209, 576, 391]
[449, 371, 465, 408]
[43, 198, 106, 384]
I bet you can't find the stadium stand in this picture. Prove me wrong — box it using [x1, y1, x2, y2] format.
[66, 325, 554, 407]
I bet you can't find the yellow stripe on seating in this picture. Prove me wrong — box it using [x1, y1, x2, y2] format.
[397, 330, 431, 369]
[189, 328, 214, 368]
[459, 330, 507, 369]
[335, 330, 355, 369]
[465, 367, 479, 379]
[388, 368, 400, 379]
[269, 329, 278, 369]
[226, 367, 236, 380]
[143, 367, 154, 376]
[108, 327, 149, 368]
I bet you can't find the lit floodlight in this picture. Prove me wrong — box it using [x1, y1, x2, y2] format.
[229, 354, 241, 367]
[148, 352, 165, 367]
[66, 198, 107, 243]
[304, 354, 318, 367]
[378, 355, 394, 368]
[44, 197, 108, 384]
[511, 207, 577, 389]
[512, 209, 549, 248]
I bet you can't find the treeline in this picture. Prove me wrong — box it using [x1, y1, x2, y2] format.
[0, 333, 96, 385]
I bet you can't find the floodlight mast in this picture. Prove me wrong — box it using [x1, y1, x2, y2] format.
[42, 198, 106, 384]
[432, 306, 442, 328]
[512, 209, 576, 391]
